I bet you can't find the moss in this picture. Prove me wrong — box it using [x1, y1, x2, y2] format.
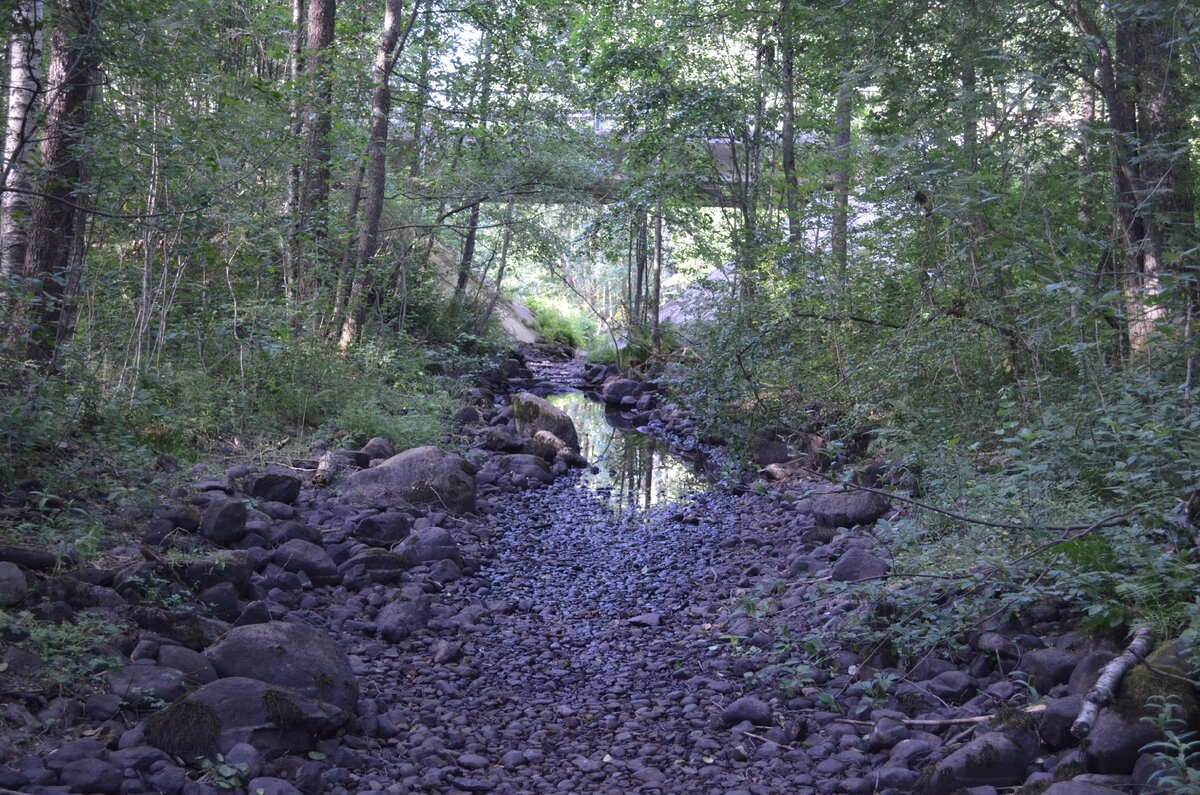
[897, 690, 928, 717]
[1053, 762, 1084, 781]
[991, 703, 1038, 734]
[263, 688, 303, 729]
[314, 672, 333, 690]
[145, 700, 221, 760]
[966, 739, 1000, 768]
[1113, 662, 1199, 724]
[1016, 781, 1052, 795]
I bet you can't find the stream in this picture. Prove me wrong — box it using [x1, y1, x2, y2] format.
[547, 391, 708, 514]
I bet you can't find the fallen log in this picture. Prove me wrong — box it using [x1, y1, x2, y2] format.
[1071, 626, 1155, 739]
[0, 544, 62, 571]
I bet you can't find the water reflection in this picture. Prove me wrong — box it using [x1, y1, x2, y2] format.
[548, 392, 706, 513]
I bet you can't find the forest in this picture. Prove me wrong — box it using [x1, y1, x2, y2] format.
[1, 0, 1199, 792]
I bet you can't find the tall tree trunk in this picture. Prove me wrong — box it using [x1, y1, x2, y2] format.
[650, 206, 663, 354]
[282, 0, 305, 308]
[298, 0, 336, 297]
[21, 0, 99, 362]
[830, 77, 852, 288]
[340, 0, 406, 349]
[1066, 0, 1195, 353]
[778, 0, 800, 245]
[1, 0, 44, 278]
[454, 201, 480, 296]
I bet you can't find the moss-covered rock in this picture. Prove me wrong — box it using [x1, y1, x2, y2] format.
[144, 700, 221, 760]
[511, 392, 579, 450]
[344, 446, 476, 514]
[143, 677, 349, 760]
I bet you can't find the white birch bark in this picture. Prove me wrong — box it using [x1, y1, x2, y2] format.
[1, 0, 44, 278]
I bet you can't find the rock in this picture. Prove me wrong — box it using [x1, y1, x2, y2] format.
[1082, 708, 1163, 774]
[511, 392, 579, 450]
[721, 696, 772, 727]
[201, 499, 249, 545]
[482, 425, 527, 453]
[601, 378, 640, 406]
[812, 489, 890, 527]
[490, 453, 554, 485]
[1069, 652, 1116, 697]
[377, 597, 431, 642]
[1040, 783, 1129, 795]
[628, 613, 661, 627]
[246, 778, 303, 795]
[361, 437, 396, 460]
[106, 666, 188, 708]
[224, 743, 263, 779]
[247, 474, 302, 505]
[58, 758, 123, 795]
[976, 632, 1020, 659]
[396, 527, 462, 567]
[339, 549, 408, 585]
[143, 677, 349, 760]
[205, 621, 359, 714]
[1039, 695, 1083, 750]
[272, 540, 340, 586]
[1132, 752, 1172, 794]
[344, 446, 477, 515]
[925, 671, 978, 704]
[0, 561, 28, 606]
[180, 550, 253, 592]
[749, 431, 790, 466]
[830, 548, 889, 582]
[921, 732, 1029, 795]
[265, 521, 321, 547]
[1018, 649, 1082, 694]
[130, 607, 230, 651]
[158, 645, 218, 686]
[868, 717, 910, 750]
[526, 430, 570, 462]
[452, 406, 481, 425]
[353, 512, 411, 548]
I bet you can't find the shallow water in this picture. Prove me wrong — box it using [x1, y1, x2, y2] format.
[548, 391, 707, 513]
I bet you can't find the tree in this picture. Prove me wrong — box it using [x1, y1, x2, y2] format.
[1, 0, 44, 279]
[340, 0, 410, 347]
[21, 0, 99, 362]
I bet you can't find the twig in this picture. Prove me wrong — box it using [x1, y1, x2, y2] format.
[833, 703, 1046, 729]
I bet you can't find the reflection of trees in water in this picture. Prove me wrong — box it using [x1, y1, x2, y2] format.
[549, 392, 703, 513]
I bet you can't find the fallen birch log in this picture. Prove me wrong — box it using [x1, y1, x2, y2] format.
[1071, 626, 1155, 739]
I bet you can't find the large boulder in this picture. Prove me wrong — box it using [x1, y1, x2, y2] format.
[490, 453, 554, 485]
[511, 392, 579, 450]
[204, 621, 358, 714]
[811, 489, 890, 528]
[395, 527, 462, 567]
[921, 732, 1030, 795]
[830, 548, 889, 582]
[352, 512, 411, 548]
[601, 378, 640, 406]
[144, 677, 349, 760]
[0, 562, 28, 606]
[201, 498, 249, 545]
[271, 540, 339, 586]
[247, 473, 302, 505]
[339, 548, 408, 585]
[344, 446, 476, 514]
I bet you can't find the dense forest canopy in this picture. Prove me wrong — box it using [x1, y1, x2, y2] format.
[1, 0, 1198, 632]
